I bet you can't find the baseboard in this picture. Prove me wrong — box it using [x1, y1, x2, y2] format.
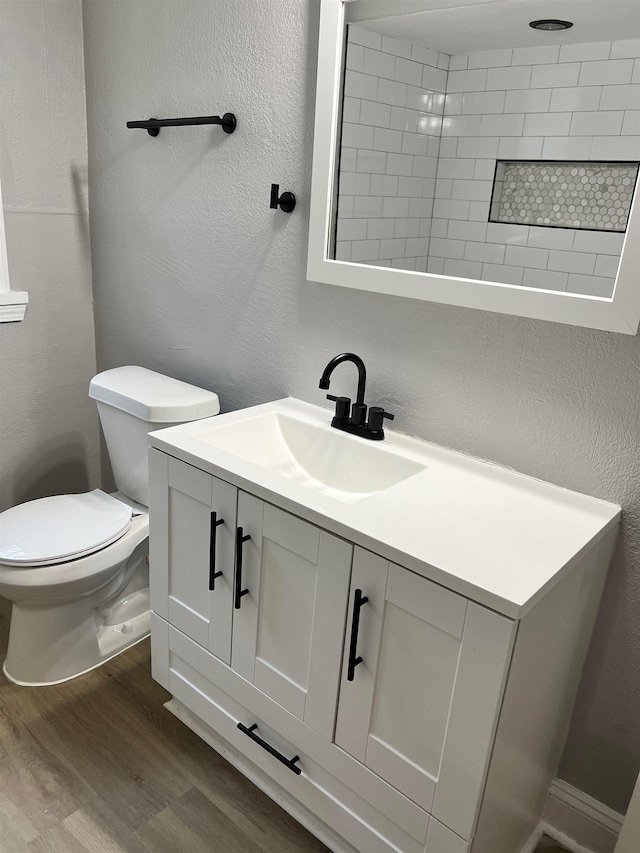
[543, 779, 624, 853]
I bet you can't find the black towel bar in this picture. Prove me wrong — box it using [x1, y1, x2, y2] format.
[126, 112, 236, 136]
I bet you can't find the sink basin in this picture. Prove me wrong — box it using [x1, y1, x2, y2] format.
[193, 411, 426, 503]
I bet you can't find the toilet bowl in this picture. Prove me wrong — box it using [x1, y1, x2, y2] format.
[0, 367, 220, 686]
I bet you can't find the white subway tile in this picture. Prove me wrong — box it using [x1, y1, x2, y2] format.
[415, 257, 429, 272]
[504, 245, 549, 269]
[573, 231, 625, 255]
[405, 237, 430, 256]
[467, 49, 512, 69]
[486, 66, 532, 91]
[431, 219, 448, 238]
[380, 238, 406, 257]
[457, 137, 499, 158]
[422, 65, 448, 93]
[370, 174, 398, 195]
[549, 86, 602, 112]
[428, 256, 446, 274]
[511, 45, 559, 66]
[524, 112, 572, 136]
[447, 69, 488, 93]
[528, 227, 575, 251]
[531, 63, 580, 89]
[462, 91, 506, 114]
[386, 152, 414, 175]
[448, 220, 488, 242]
[438, 53, 451, 70]
[340, 172, 370, 196]
[610, 40, 640, 60]
[464, 241, 505, 263]
[349, 27, 382, 51]
[542, 137, 594, 159]
[401, 132, 429, 156]
[337, 218, 368, 241]
[343, 97, 361, 123]
[392, 257, 417, 270]
[417, 113, 443, 135]
[368, 218, 395, 239]
[444, 259, 483, 279]
[344, 70, 378, 101]
[594, 254, 621, 277]
[338, 195, 354, 218]
[420, 220, 433, 237]
[340, 147, 357, 172]
[480, 113, 525, 136]
[435, 178, 453, 198]
[445, 93, 463, 116]
[407, 87, 437, 111]
[438, 158, 475, 179]
[429, 237, 466, 259]
[505, 89, 551, 113]
[468, 201, 490, 221]
[482, 263, 524, 285]
[335, 242, 351, 262]
[351, 239, 380, 262]
[342, 122, 374, 149]
[439, 138, 458, 157]
[397, 176, 424, 198]
[354, 196, 384, 217]
[474, 160, 497, 180]
[452, 179, 492, 201]
[377, 78, 407, 107]
[381, 35, 412, 59]
[566, 274, 615, 297]
[357, 149, 387, 174]
[412, 156, 438, 178]
[633, 59, 640, 84]
[383, 196, 409, 217]
[346, 42, 365, 72]
[395, 57, 423, 87]
[571, 111, 624, 136]
[579, 59, 634, 87]
[363, 47, 395, 80]
[373, 127, 403, 153]
[600, 84, 640, 110]
[522, 268, 568, 291]
[394, 218, 420, 238]
[591, 136, 640, 158]
[548, 250, 596, 275]
[559, 42, 611, 63]
[486, 223, 528, 245]
[433, 199, 471, 220]
[498, 137, 544, 159]
[411, 44, 440, 66]
[422, 178, 436, 198]
[359, 99, 391, 128]
[409, 198, 434, 217]
[449, 54, 468, 71]
[622, 111, 640, 135]
[442, 115, 482, 136]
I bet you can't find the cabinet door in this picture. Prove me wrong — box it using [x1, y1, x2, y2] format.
[335, 548, 516, 841]
[231, 493, 353, 740]
[149, 450, 236, 665]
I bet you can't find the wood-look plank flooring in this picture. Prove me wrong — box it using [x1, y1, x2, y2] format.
[0, 595, 568, 852]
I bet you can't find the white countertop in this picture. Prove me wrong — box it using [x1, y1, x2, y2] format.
[148, 397, 620, 619]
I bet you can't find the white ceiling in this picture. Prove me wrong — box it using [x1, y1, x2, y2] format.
[348, 0, 640, 55]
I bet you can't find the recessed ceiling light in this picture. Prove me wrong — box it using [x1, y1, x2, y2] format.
[529, 19, 574, 31]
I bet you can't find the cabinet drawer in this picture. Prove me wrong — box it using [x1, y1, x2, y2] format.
[163, 621, 432, 853]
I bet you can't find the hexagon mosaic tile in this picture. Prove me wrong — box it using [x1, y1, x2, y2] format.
[490, 161, 639, 232]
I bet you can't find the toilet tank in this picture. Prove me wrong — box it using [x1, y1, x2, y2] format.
[89, 366, 220, 507]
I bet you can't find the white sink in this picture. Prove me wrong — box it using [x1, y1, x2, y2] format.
[193, 410, 426, 503]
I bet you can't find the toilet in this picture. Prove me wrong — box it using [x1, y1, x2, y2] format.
[0, 366, 220, 686]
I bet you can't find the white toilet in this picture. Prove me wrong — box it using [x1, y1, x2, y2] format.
[0, 366, 220, 686]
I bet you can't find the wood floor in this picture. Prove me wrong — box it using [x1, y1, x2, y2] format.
[0, 595, 567, 853]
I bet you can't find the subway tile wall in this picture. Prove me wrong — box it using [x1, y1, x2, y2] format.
[336, 30, 640, 297]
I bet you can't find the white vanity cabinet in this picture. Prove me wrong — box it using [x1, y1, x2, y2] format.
[147, 399, 620, 853]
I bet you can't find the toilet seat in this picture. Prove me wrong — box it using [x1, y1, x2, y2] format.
[0, 490, 133, 567]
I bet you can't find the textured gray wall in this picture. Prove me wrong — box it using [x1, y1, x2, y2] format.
[0, 0, 100, 511]
[82, 0, 639, 813]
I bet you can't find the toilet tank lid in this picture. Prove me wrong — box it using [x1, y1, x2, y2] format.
[89, 366, 220, 422]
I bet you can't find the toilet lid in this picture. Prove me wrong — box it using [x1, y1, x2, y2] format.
[0, 490, 133, 567]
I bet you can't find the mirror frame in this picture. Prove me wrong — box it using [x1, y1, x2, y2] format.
[308, 0, 640, 334]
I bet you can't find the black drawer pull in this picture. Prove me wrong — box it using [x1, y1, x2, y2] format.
[237, 722, 302, 775]
[347, 588, 369, 682]
[234, 526, 251, 609]
[209, 512, 225, 590]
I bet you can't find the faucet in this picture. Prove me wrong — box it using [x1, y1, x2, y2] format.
[319, 353, 394, 441]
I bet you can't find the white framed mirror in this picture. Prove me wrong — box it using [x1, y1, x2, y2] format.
[308, 0, 640, 334]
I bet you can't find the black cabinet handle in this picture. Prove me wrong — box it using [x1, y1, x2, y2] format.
[234, 526, 251, 609]
[209, 512, 225, 590]
[237, 722, 301, 775]
[347, 588, 369, 682]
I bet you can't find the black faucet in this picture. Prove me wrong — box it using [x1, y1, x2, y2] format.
[319, 353, 394, 441]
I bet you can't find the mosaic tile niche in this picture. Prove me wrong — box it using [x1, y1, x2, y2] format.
[490, 161, 639, 233]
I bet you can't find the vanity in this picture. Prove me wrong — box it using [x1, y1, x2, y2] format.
[147, 396, 619, 853]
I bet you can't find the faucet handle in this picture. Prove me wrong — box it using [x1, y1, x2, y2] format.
[367, 407, 394, 433]
[327, 394, 350, 422]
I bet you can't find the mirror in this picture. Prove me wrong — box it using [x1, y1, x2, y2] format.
[308, 0, 640, 334]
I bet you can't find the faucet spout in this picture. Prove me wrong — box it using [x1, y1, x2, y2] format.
[319, 353, 367, 405]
